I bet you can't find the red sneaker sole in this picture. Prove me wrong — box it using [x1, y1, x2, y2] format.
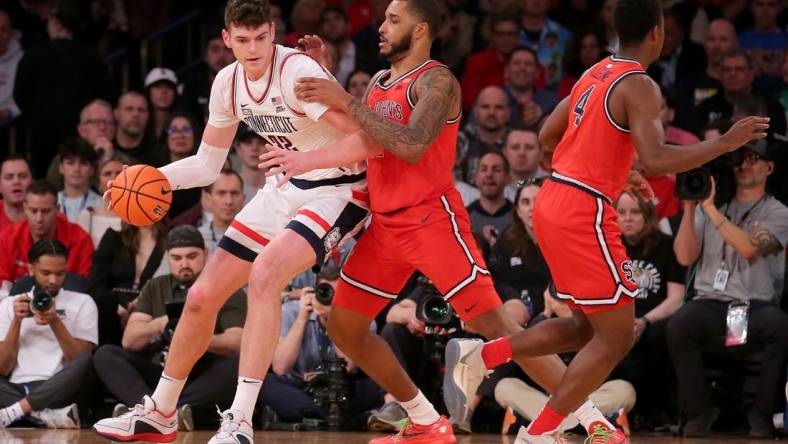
[94, 429, 177, 443]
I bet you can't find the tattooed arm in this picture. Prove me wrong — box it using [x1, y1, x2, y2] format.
[701, 201, 784, 260]
[344, 66, 460, 163]
[748, 227, 783, 257]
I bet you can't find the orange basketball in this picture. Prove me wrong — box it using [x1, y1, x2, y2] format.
[110, 165, 172, 226]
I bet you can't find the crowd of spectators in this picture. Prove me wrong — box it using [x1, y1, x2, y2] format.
[0, 0, 786, 439]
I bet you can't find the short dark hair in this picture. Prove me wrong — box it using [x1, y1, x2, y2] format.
[26, 180, 58, 199]
[402, 0, 443, 39]
[491, 13, 520, 31]
[479, 150, 511, 175]
[28, 239, 68, 263]
[614, 0, 662, 47]
[723, 49, 754, 70]
[508, 46, 539, 66]
[59, 138, 98, 165]
[204, 168, 244, 193]
[224, 0, 272, 30]
[321, 5, 347, 24]
[1, 154, 31, 172]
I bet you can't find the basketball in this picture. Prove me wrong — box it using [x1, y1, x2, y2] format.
[110, 165, 172, 226]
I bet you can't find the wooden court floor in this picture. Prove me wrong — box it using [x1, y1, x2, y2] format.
[0, 429, 779, 443]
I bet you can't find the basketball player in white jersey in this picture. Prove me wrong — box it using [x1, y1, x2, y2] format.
[92, 1, 374, 443]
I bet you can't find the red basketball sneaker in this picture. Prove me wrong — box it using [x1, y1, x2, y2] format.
[585, 421, 629, 444]
[368, 416, 456, 444]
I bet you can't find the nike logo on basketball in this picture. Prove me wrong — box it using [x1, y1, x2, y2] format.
[465, 301, 479, 313]
[160, 187, 171, 195]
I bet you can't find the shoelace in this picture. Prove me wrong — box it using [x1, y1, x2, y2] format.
[584, 424, 616, 444]
[119, 403, 149, 419]
[214, 407, 240, 438]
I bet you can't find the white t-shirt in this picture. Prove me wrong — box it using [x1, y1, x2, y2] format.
[0, 289, 98, 383]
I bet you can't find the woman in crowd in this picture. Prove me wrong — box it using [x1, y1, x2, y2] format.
[345, 69, 371, 99]
[615, 192, 686, 430]
[557, 27, 608, 99]
[87, 221, 169, 345]
[488, 179, 550, 327]
[156, 113, 203, 220]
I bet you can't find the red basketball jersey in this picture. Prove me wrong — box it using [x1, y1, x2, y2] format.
[551, 55, 647, 201]
[365, 60, 461, 214]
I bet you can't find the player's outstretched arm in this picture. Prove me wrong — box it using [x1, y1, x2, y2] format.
[296, 66, 460, 164]
[158, 123, 237, 190]
[623, 75, 769, 176]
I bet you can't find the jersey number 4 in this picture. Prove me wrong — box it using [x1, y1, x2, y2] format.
[573, 85, 595, 126]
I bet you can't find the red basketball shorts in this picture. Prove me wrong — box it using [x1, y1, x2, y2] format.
[533, 176, 638, 314]
[333, 191, 502, 321]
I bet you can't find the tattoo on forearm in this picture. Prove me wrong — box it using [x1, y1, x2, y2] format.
[749, 227, 782, 256]
[346, 67, 459, 163]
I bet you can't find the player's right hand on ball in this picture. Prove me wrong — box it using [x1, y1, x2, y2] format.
[103, 165, 130, 210]
[722, 116, 770, 151]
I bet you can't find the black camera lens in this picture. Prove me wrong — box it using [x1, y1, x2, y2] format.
[675, 167, 712, 200]
[315, 283, 334, 305]
[30, 287, 53, 313]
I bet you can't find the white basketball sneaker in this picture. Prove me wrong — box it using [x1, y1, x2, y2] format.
[93, 395, 177, 442]
[207, 408, 254, 444]
[514, 426, 568, 444]
[443, 338, 490, 425]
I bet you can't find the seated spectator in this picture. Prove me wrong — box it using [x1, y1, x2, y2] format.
[738, 0, 788, 79]
[614, 192, 685, 430]
[694, 51, 786, 137]
[0, 155, 32, 233]
[158, 114, 203, 220]
[0, 240, 97, 428]
[646, 8, 706, 93]
[113, 91, 155, 165]
[285, 0, 324, 48]
[557, 28, 609, 99]
[181, 37, 235, 123]
[88, 222, 168, 346]
[76, 153, 131, 246]
[199, 170, 245, 257]
[319, 6, 356, 86]
[261, 264, 382, 423]
[0, 181, 93, 296]
[145, 68, 179, 141]
[56, 139, 103, 223]
[46, 99, 116, 190]
[456, 86, 511, 183]
[504, 47, 559, 128]
[501, 126, 547, 201]
[488, 179, 550, 326]
[517, 0, 571, 87]
[467, 152, 513, 246]
[345, 69, 371, 100]
[232, 125, 267, 204]
[461, 15, 520, 112]
[93, 225, 244, 430]
[670, 139, 788, 438]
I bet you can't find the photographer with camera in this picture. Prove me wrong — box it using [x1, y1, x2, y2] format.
[0, 240, 97, 429]
[670, 139, 788, 438]
[92, 225, 245, 431]
[261, 263, 382, 427]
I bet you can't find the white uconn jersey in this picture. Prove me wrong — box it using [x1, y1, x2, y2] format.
[208, 44, 364, 182]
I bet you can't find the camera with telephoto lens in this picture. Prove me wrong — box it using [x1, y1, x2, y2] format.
[314, 283, 334, 305]
[675, 153, 737, 203]
[305, 357, 350, 431]
[415, 276, 459, 328]
[30, 285, 53, 314]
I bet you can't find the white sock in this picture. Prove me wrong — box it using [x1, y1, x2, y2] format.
[574, 399, 614, 431]
[400, 391, 440, 426]
[230, 376, 263, 421]
[151, 373, 186, 415]
[0, 402, 24, 426]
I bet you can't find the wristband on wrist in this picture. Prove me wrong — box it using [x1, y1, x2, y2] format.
[714, 217, 727, 230]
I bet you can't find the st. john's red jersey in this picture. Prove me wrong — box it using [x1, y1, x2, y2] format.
[551, 55, 648, 201]
[365, 60, 461, 214]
